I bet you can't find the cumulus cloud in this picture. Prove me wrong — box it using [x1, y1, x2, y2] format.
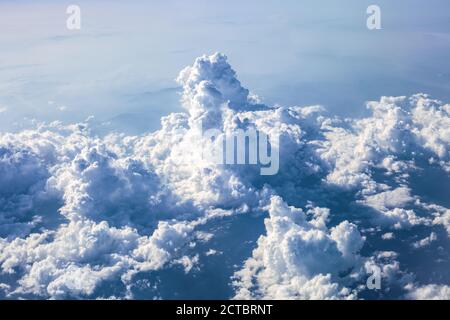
[406, 284, 450, 300]
[362, 187, 414, 211]
[433, 210, 450, 235]
[232, 196, 364, 300]
[412, 232, 437, 249]
[381, 232, 395, 240]
[0, 53, 449, 299]
[0, 139, 55, 238]
[318, 95, 450, 190]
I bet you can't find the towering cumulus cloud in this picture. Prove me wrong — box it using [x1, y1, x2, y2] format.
[0, 53, 449, 299]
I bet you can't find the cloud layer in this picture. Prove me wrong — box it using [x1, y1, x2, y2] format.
[1, 53, 449, 299]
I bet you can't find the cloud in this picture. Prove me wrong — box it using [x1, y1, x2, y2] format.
[0, 53, 449, 299]
[406, 284, 450, 300]
[362, 187, 414, 211]
[0, 140, 55, 238]
[412, 232, 437, 249]
[232, 196, 364, 300]
[318, 95, 450, 191]
[381, 232, 395, 240]
[433, 210, 450, 235]
[0, 216, 202, 298]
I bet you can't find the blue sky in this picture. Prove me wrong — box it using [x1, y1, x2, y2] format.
[1, 1, 450, 300]
[1, 0, 450, 133]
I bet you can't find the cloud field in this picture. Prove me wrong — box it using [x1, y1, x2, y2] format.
[0, 53, 449, 299]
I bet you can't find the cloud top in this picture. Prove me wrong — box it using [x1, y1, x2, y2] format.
[0, 53, 449, 299]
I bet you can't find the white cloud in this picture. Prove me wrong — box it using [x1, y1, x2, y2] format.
[318, 94, 450, 191]
[380, 208, 429, 229]
[412, 232, 437, 249]
[381, 232, 395, 240]
[411, 95, 450, 161]
[0, 53, 449, 299]
[362, 187, 414, 211]
[406, 284, 450, 300]
[233, 196, 364, 300]
[433, 210, 450, 235]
